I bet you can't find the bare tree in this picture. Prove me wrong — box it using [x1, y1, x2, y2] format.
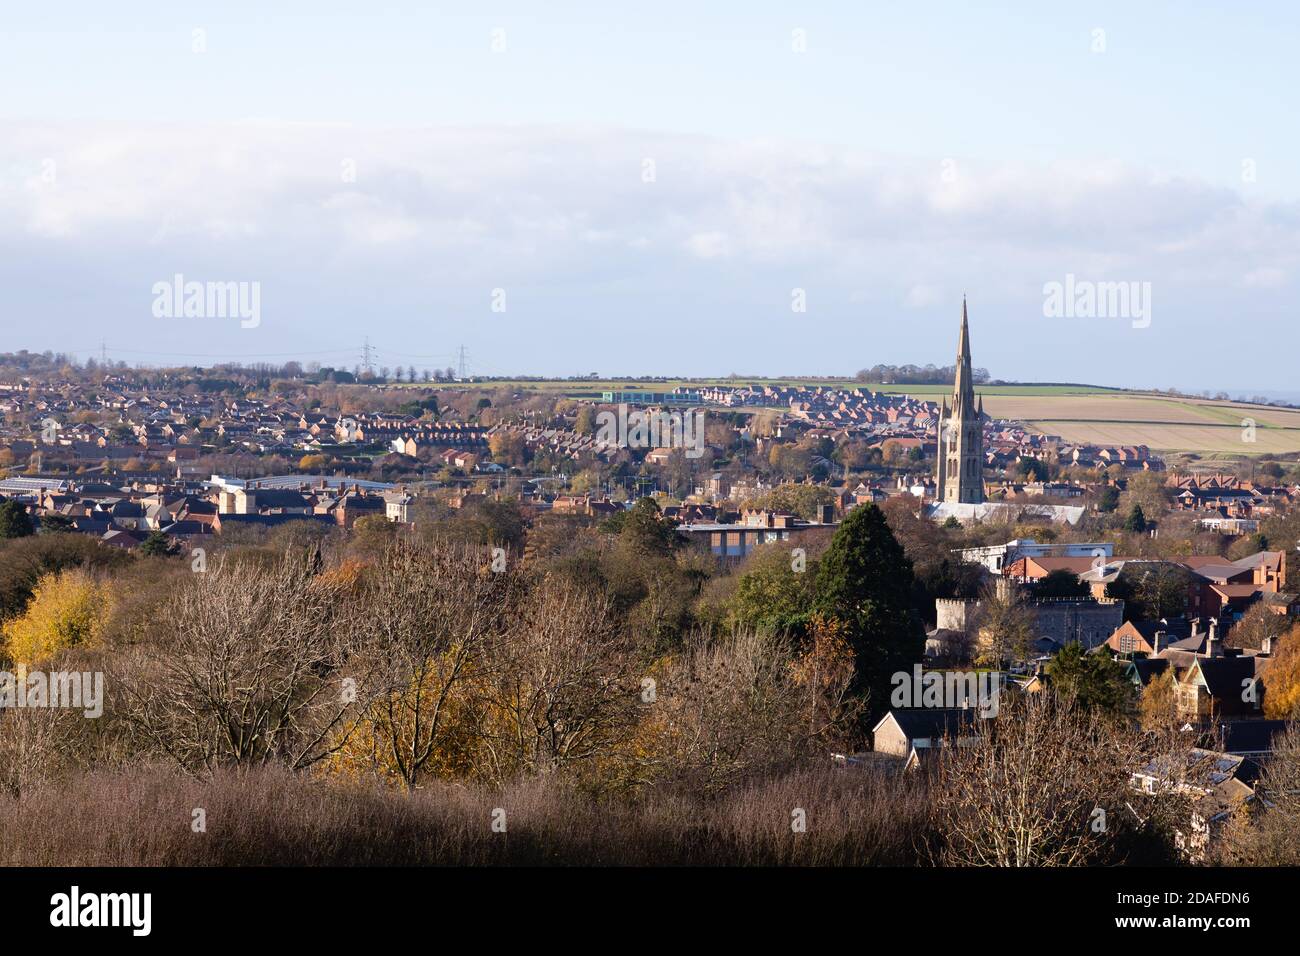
[115, 553, 369, 776]
[973, 579, 1035, 667]
[0, 707, 79, 796]
[347, 541, 517, 791]
[1216, 720, 1300, 865]
[470, 579, 639, 786]
[930, 697, 1186, 866]
[647, 629, 813, 793]
[1225, 601, 1289, 652]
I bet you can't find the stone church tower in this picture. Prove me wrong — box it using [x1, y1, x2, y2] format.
[935, 299, 985, 505]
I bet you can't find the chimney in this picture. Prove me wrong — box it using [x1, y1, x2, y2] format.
[1153, 630, 1166, 655]
[1263, 635, 1274, 655]
[1207, 620, 1220, 657]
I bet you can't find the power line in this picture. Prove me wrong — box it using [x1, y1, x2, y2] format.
[71, 345, 359, 360]
[64, 341, 477, 370]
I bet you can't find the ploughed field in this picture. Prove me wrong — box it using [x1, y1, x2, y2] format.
[981, 394, 1300, 455]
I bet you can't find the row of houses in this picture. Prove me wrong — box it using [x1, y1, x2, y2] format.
[0, 474, 420, 549]
[1166, 473, 1299, 532]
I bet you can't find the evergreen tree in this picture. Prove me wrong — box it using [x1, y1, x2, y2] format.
[1043, 643, 1135, 717]
[618, 498, 678, 557]
[139, 530, 177, 557]
[1123, 503, 1147, 532]
[1035, 568, 1089, 598]
[812, 504, 924, 717]
[37, 512, 75, 534]
[0, 500, 34, 539]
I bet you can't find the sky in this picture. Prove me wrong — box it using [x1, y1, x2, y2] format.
[1, 1, 1298, 393]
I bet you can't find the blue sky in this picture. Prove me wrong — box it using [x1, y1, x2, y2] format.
[1, 2, 1297, 391]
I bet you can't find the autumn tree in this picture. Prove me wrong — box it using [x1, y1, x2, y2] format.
[642, 629, 817, 793]
[725, 542, 818, 634]
[488, 430, 527, 467]
[341, 542, 518, 791]
[789, 613, 863, 747]
[767, 442, 812, 479]
[436, 498, 526, 552]
[1138, 668, 1176, 732]
[0, 533, 127, 621]
[1121, 471, 1170, 518]
[1263, 626, 1300, 718]
[741, 483, 837, 521]
[2, 569, 111, 665]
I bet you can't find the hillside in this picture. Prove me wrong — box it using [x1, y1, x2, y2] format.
[433, 378, 1300, 457]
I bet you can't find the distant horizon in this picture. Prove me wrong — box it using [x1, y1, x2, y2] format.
[6, 347, 1298, 407]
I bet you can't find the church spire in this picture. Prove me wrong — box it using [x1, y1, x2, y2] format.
[958, 296, 970, 360]
[935, 298, 985, 507]
[952, 297, 975, 416]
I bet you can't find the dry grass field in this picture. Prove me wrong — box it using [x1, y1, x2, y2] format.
[981, 394, 1300, 455]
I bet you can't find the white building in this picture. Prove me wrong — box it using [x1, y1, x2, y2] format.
[953, 538, 1113, 574]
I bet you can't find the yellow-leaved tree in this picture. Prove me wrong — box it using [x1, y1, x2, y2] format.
[1264, 625, 1300, 719]
[2, 569, 111, 665]
[1138, 667, 1177, 732]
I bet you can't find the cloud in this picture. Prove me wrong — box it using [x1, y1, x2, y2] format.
[0, 120, 1297, 383]
[4, 122, 1296, 273]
